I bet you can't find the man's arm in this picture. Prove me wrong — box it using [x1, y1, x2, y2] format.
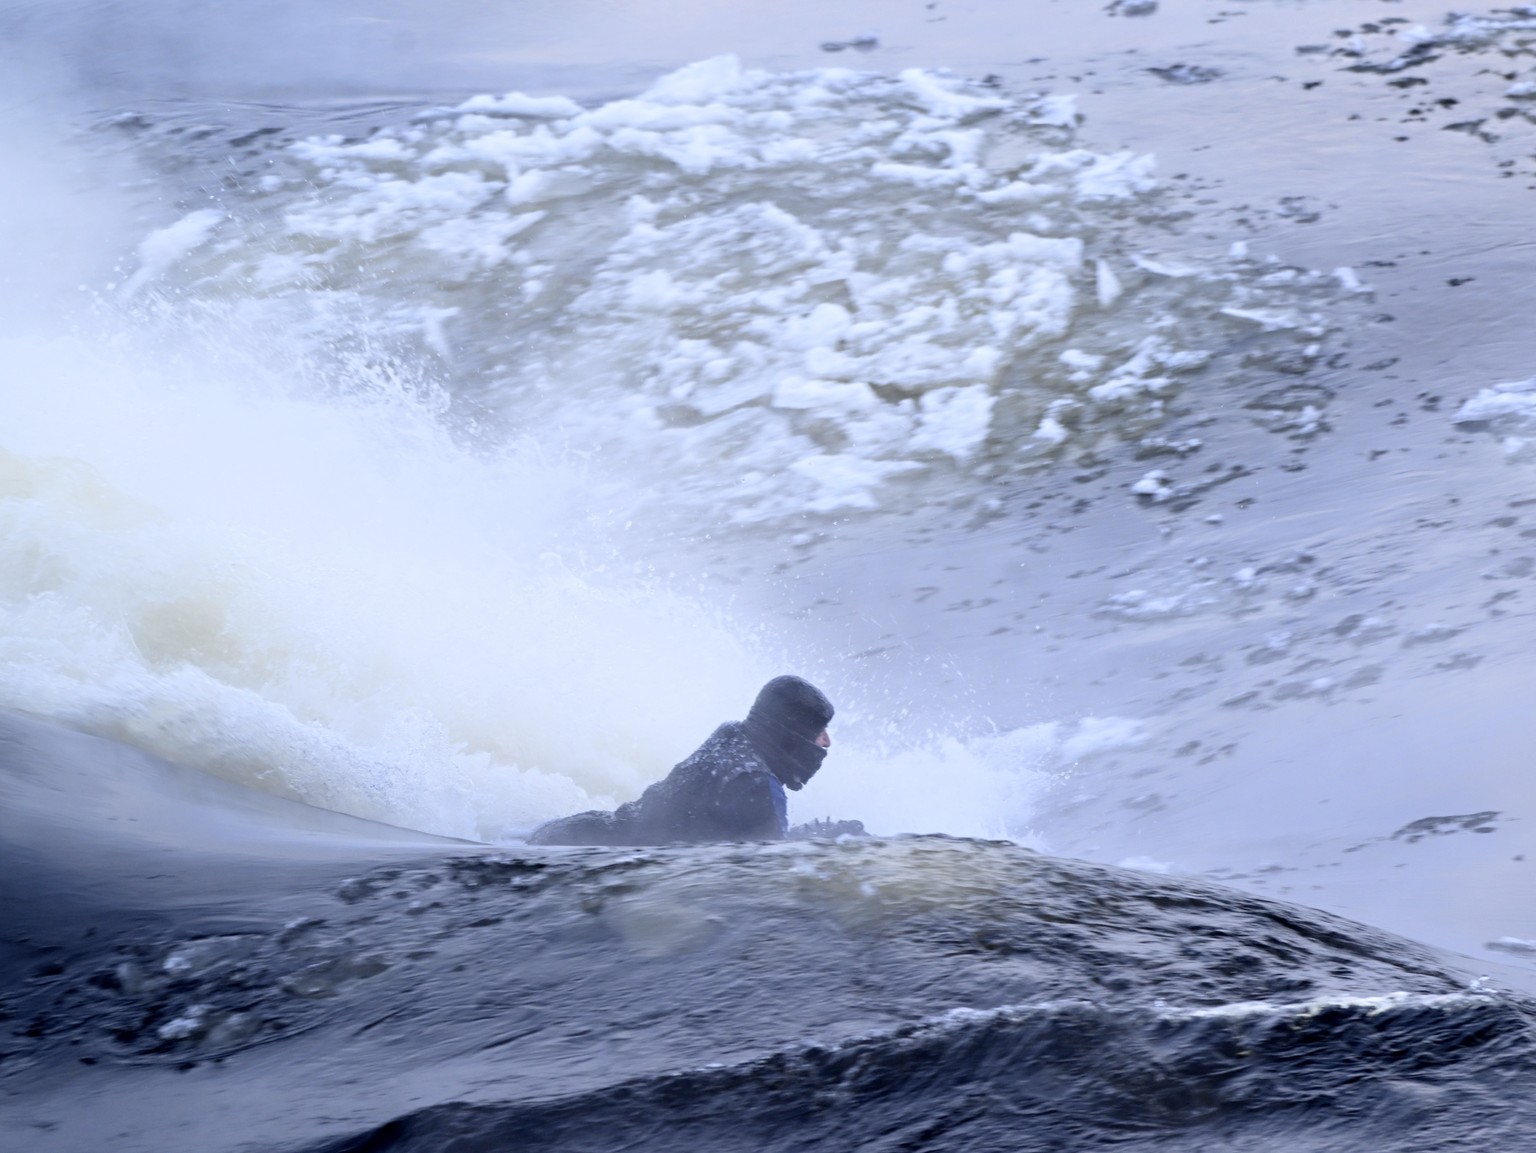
[787, 817, 868, 840]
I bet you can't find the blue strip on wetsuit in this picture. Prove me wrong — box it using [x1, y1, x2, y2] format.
[769, 775, 788, 836]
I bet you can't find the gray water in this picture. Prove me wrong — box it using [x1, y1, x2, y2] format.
[5, 0, 1536, 1148]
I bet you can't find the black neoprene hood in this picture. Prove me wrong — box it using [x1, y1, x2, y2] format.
[746, 675, 834, 739]
[742, 675, 835, 791]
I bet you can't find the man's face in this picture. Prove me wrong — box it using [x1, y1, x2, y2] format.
[814, 728, 831, 749]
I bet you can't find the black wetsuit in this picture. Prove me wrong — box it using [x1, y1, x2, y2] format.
[528, 675, 848, 847]
[528, 722, 785, 846]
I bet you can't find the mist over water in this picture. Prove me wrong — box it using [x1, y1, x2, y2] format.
[0, 83, 769, 839]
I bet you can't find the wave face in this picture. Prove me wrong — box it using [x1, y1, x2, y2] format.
[4, 731, 1529, 1153]
[317, 993, 1534, 1153]
[294, 842, 1535, 1153]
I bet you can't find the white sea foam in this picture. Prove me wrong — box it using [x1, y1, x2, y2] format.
[799, 714, 1146, 840]
[0, 312, 778, 839]
[919, 989, 1499, 1039]
[0, 301, 1084, 840]
[1162, 990, 1499, 1022]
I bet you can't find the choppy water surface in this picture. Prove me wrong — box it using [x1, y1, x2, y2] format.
[6, 1, 1536, 1150]
[5, 714, 1533, 1152]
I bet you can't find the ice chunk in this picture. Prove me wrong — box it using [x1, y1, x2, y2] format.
[898, 68, 1009, 120]
[1026, 94, 1079, 128]
[157, 1006, 211, 1041]
[457, 92, 584, 118]
[1133, 254, 1200, 278]
[1333, 266, 1369, 293]
[910, 387, 997, 458]
[1221, 306, 1301, 330]
[418, 210, 543, 268]
[1456, 378, 1536, 427]
[1095, 259, 1123, 308]
[1060, 348, 1104, 373]
[770, 376, 879, 412]
[1009, 148, 1145, 201]
[790, 453, 925, 511]
[1034, 415, 1070, 444]
[1131, 469, 1173, 500]
[642, 55, 757, 105]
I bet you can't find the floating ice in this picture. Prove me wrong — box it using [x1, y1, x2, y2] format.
[1095, 259, 1123, 307]
[1346, 8, 1536, 74]
[1221, 306, 1305, 331]
[1454, 374, 1536, 464]
[1332, 266, 1369, 294]
[157, 1006, 211, 1041]
[1131, 469, 1173, 501]
[120, 57, 1346, 525]
[1098, 584, 1227, 620]
[1433, 10, 1536, 48]
[1456, 378, 1536, 429]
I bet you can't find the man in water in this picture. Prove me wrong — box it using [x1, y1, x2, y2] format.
[529, 675, 862, 845]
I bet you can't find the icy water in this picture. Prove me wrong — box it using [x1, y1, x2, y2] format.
[6, 0, 1536, 1149]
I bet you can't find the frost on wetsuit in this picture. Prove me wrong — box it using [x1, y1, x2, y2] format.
[529, 675, 849, 846]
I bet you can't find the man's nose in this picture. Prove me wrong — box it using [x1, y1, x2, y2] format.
[815, 728, 831, 749]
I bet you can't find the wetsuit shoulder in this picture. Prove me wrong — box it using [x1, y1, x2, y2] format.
[633, 722, 785, 843]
